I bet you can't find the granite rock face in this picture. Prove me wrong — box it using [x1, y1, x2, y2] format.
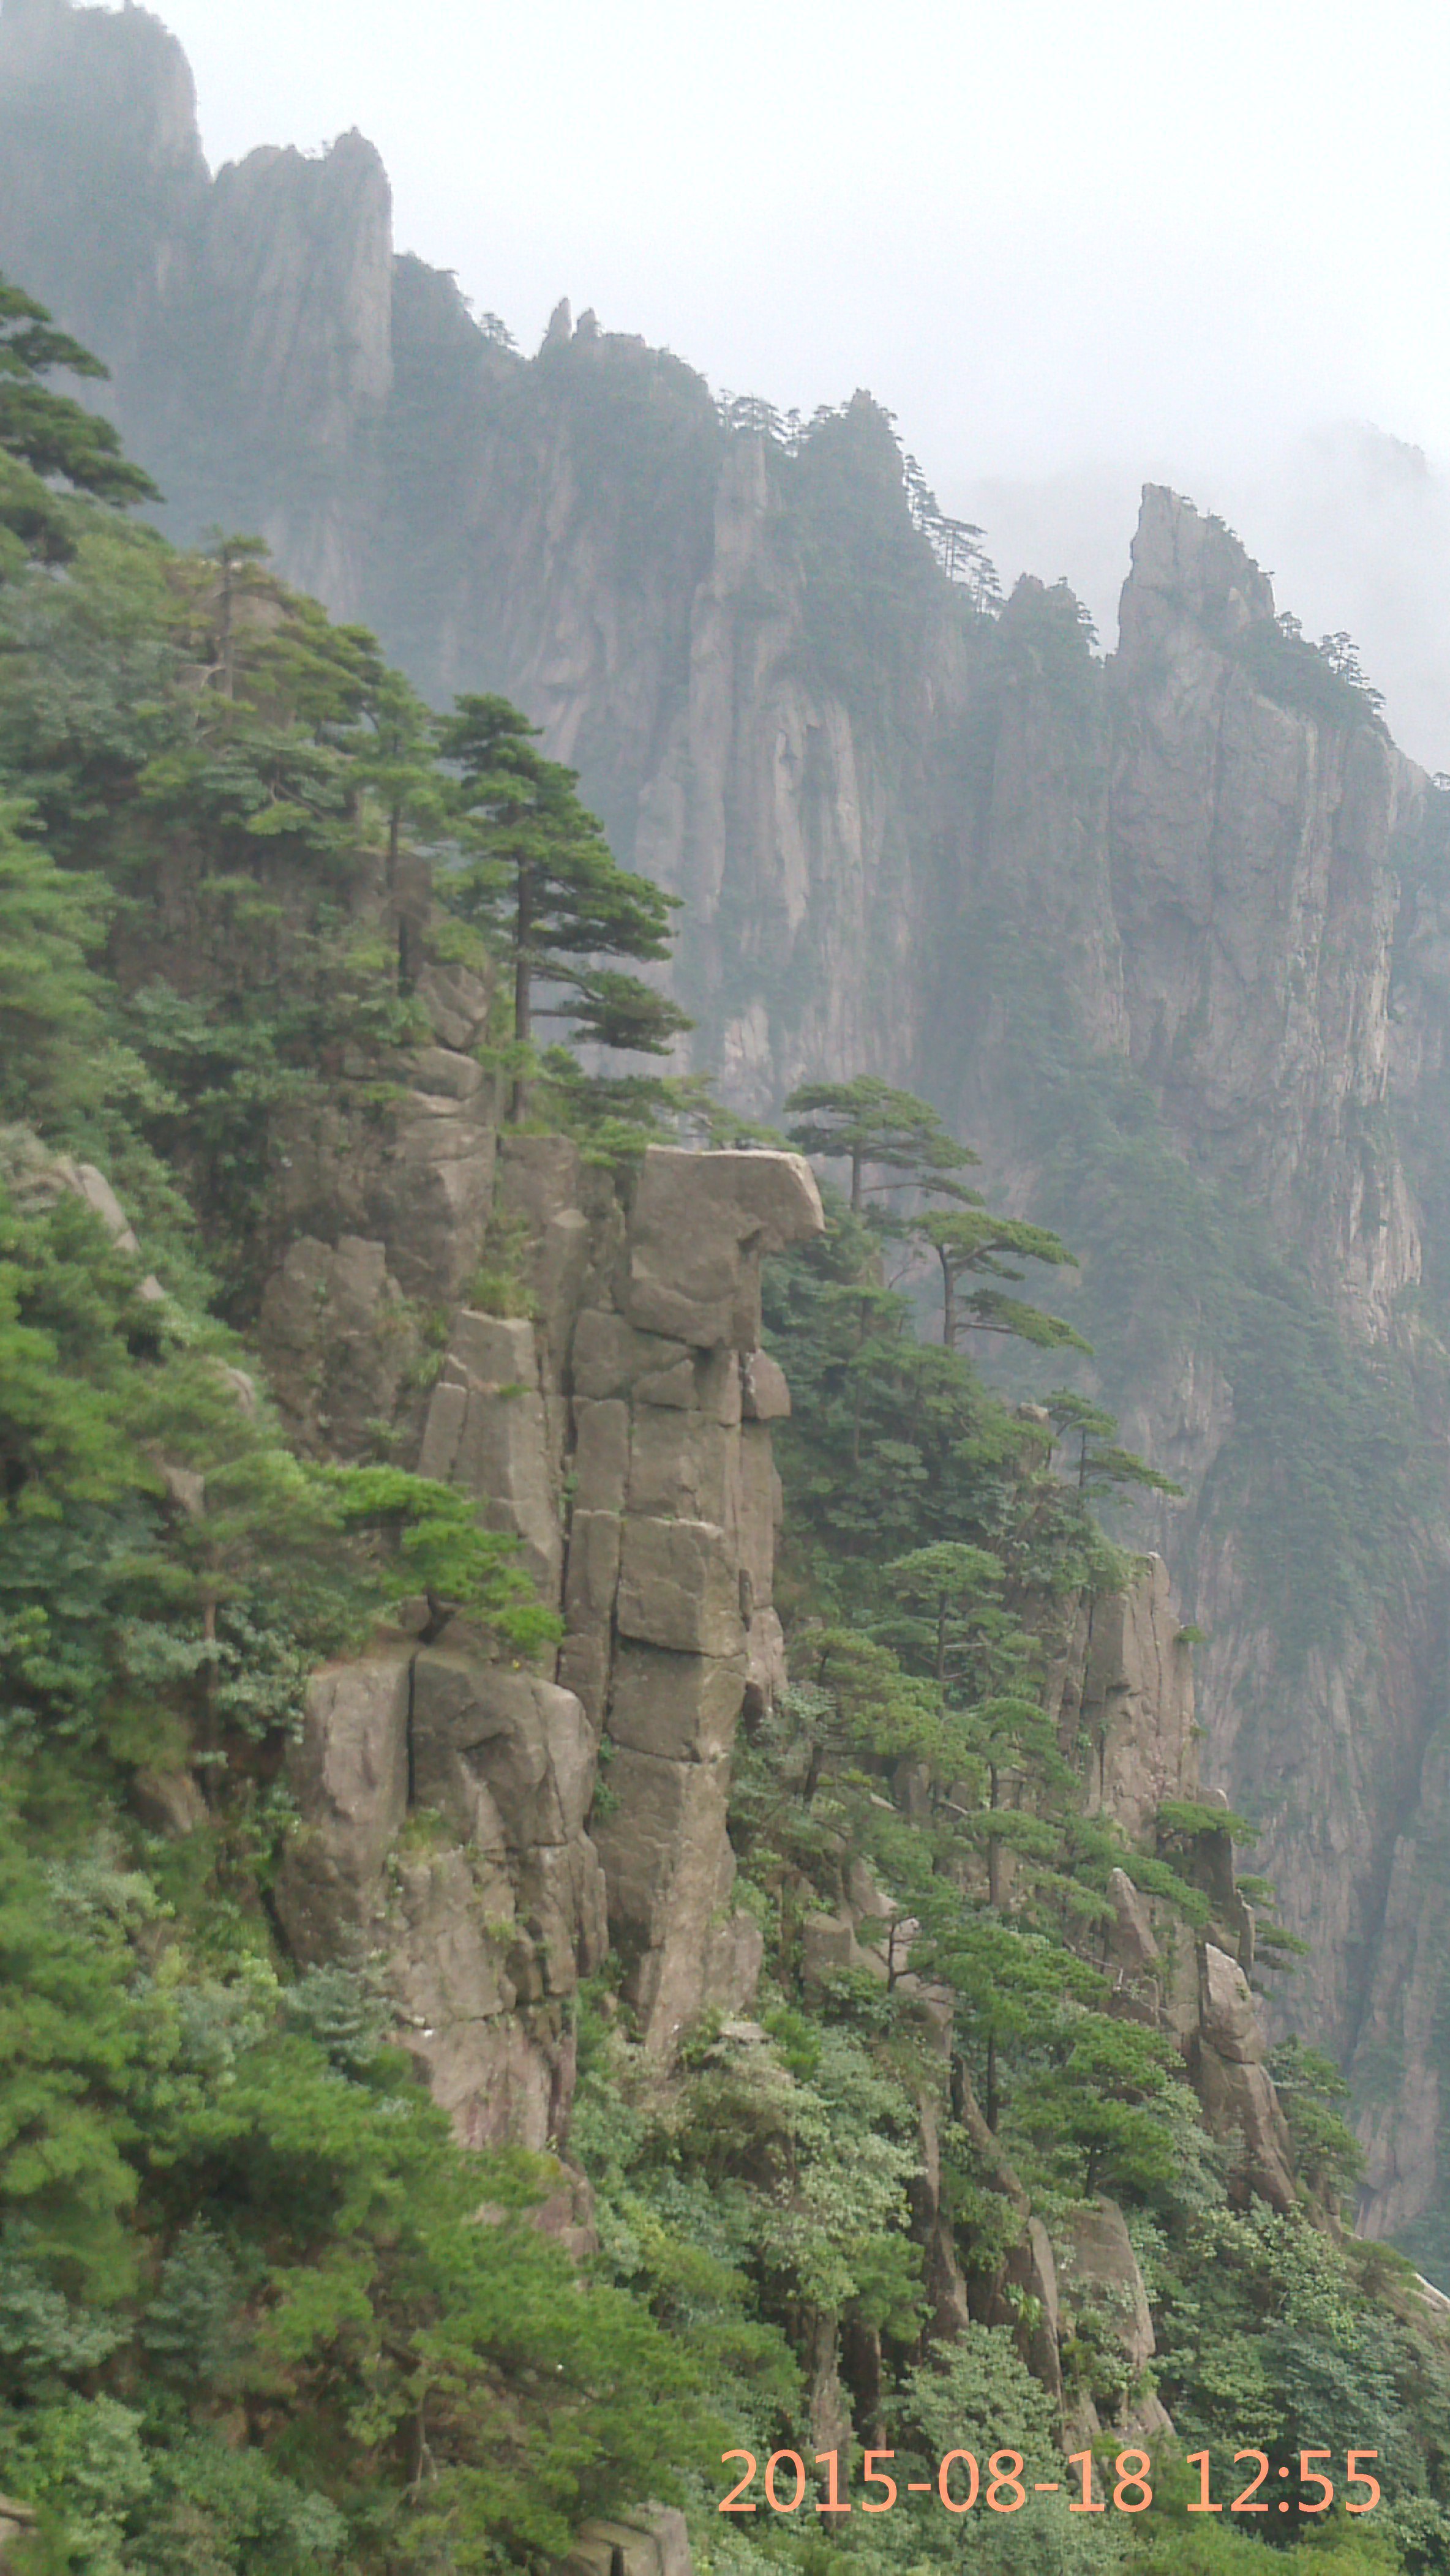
[17, 0, 1450, 2229]
[269, 1120, 822, 2136]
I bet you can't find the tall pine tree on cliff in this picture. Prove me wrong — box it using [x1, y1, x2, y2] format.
[437, 694, 689, 1117]
[784, 1073, 978, 1213]
[0, 275, 159, 567]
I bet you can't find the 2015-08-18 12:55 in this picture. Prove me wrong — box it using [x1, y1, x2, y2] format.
[719, 2447, 1384, 2516]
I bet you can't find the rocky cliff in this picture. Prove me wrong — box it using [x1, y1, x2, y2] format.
[232, 1007, 1300, 2458]
[241, 951, 823, 2150]
[7, 0, 1450, 2259]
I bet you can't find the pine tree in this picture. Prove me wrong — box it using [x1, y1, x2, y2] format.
[784, 1074, 979, 1214]
[436, 695, 689, 1117]
[917, 1204, 1090, 1354]
[1045, 1388, 1184, 1497]
[0, 802, 108, 1123]
[0, 278, 159, 566]
[351, 662, 445, 990]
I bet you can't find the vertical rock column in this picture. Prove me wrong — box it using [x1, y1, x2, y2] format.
[568, 1148, 822, 2050]
[274, 1140, 822, 2150]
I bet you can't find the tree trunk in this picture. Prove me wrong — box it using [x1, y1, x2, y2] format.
[954, 2054, 1023, 2200]
[510, 864, 534, 1122]
[386, 804, 410, 993]
[219, 559, 234, 700]
[940, 1245, 956, 1350]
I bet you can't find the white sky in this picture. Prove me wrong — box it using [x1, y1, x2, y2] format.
[151, 0, 1450, 761]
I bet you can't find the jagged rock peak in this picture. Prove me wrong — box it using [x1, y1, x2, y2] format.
[0, 0, 206, 183]
[217, 122, 389, 192]
[1117, 481, 1277, 668]
[542, 294, 573, 349]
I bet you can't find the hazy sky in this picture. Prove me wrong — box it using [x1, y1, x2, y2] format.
[154, 0, 1450, 760]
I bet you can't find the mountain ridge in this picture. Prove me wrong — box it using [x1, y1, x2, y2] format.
[6, 0, 1450, 2261]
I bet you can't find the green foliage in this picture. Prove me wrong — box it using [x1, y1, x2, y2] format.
[1231, 611, 1388, 734]
[786, 1073, 979, 1215]
[1, 286, 1445, 2576]
[435, 692, 689, 1112]
[0, 276, 158, 572]
[0, 801, 110, 1120]
[1268, 2039, 1367, 2209]
[1146, 2200, 1446, 2532]
[0, 335, 701, 2565]
[917, 1203, 1089, 1355]
[953, 914, 1423, 1663]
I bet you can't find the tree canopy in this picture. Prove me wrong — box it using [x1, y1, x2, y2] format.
[0, 277, 159, 568]
[785, 1074, 979, 1213]
[437, 693, 690, 1114]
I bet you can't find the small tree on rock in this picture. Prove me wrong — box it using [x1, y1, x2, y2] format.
[1045, 1390, 1183, 1499]
[917, 1206, 1089, 1356]
[785, 1076, 979, 1216]
[436, 695, 690, 1117]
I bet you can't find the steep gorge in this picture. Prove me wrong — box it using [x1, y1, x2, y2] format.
[6, 0, 1450, 2267]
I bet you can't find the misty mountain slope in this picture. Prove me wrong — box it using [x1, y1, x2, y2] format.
[7, 0, 1450, 2262]
[966, 424, 1450, 777]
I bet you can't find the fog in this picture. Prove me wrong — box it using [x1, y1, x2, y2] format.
[156, 0, 1450, 766]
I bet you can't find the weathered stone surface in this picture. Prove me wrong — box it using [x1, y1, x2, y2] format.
[802, 1908, 873, 1989]
[1199, 1941, 1264, 2064]
[743, 1603, 788, 1721]
[571, 1398, 629, 1513]
[1078, 1556, 1196, 1844]
[513, 1838, 610, 1990]
[408, 1999, 573, 2154]
[73, 1159, 141, 1252]
[1057, 2196, 1155, 2376]
[419, 1311, 560, 1590]
[626, 1406, 735, 1522]
[447, 1311, 539, 1386]
[259, 1232, 415, 1454]
[607, 1642, 746, 1762]
[700, 1907, 765, 2019]
[274, 1653, 411, 1960]
[410, 1653, 596, 1851]
[912, 2092, 972, 2342]
[1195, 2043, 1296, 2209]
[735, 1422, 776, 1612]
[592, 1747, 731, 1949]
[633, 1343, 743, 1423]
[623, 1147, 824, 1348]
[498, 1134, 592, 1357]
[1107, 1868, 1160, 1971]
[392, 1843, 516, 2031]
[591, 1746, 740, 2045]
[131, 1767, 208, 1838]
[1353, 1770, 1450, 2238]
[570, 1307, 689, 1400]
[742, 1349, 791, 1420]
[806, 2308, 852, 2457]
[557, 1628, 612, 1735]
[563, 1508, 622, 1645]
[552, 2507, 692, 2576]
[371, 1088, 496, 1301]
[411, 1044, 485, 1101]
[415, 958, 494, 1055]
[616, 1517, 745, 1655]
[1005, 2217, 1063, 2408]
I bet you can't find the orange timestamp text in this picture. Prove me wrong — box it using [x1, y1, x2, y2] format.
[719, 2447, 1383, 2518]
